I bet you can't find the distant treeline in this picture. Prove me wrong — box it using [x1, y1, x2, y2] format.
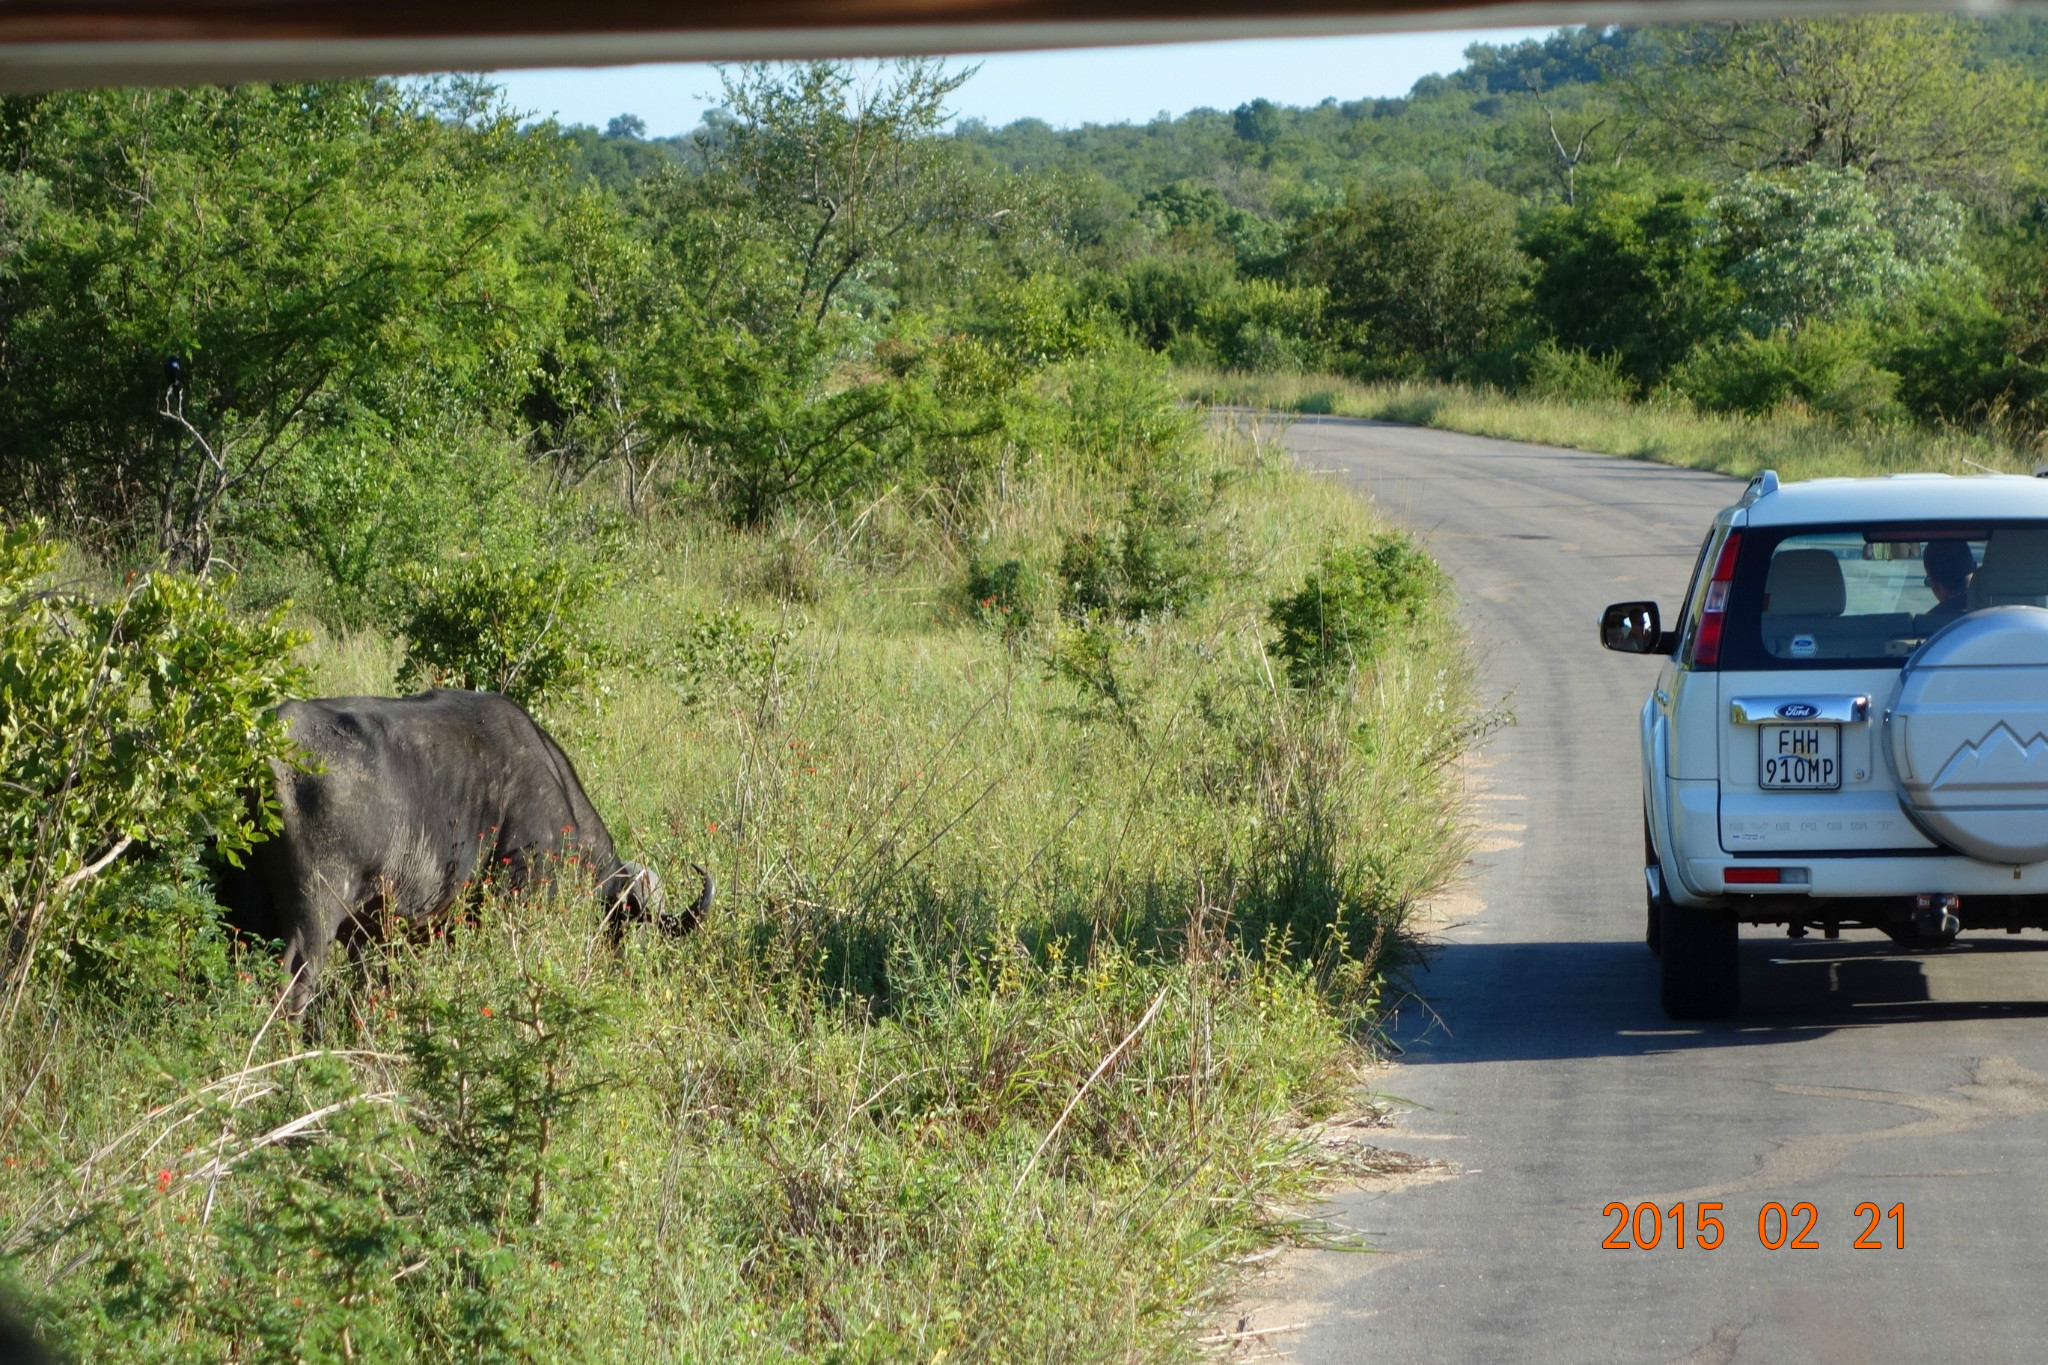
[4, 20, 2048, 599]
[579, 19, 2048, 436]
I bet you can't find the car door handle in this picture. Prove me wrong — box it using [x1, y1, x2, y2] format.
[1655, 689, 1671, 710]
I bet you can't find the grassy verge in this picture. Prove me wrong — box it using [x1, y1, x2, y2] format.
[1183, 368, 2041, 484]
[1, 422, 1472, 1363]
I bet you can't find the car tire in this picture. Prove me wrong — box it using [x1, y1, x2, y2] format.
[1661, 901, 1739, 1020]
[1644, 816, 1665, 958]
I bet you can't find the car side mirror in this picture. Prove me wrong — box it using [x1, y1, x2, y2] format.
[1601, 601, 1674, 655]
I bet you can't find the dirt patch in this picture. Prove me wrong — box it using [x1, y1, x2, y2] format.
[1204, 1105, 1460, 1358]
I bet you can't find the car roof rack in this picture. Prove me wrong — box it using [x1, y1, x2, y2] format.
[1737, 469, 1780, 508]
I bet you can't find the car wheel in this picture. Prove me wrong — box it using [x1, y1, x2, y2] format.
[1661, 901, 1739, 1020]
[1644, 816, 1665, 958]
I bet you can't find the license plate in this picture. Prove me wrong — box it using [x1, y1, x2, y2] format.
[1759, 724, 1841, 790]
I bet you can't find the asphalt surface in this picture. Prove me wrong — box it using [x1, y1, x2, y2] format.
[1281, 417, 2048, 1365]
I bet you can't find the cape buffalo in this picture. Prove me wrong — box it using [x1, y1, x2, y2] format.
[214, 689, 707, 1008]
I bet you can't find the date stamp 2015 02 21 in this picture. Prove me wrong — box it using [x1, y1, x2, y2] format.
[1600, 1201, 1905, 1251]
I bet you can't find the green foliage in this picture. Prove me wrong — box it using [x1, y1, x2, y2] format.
[1524, 341, 1634, 403]
[1043, 621, 1148, 738]
[1621, 18, 2041, 191]
[1096, 254, 1237, 352]
[1197, 278, 1330, 371]
[964, 557, 1042, 635]
[644, 608, 796, 708]
[401, 961, 616, 1228]
[17, 921, 621, 1364]
[0, 523, 305, 996]
[0, 80, 549, 569]
[1669, 317, 1900, 421]
[1056, 472, 1218, 622]
[398, 555, 607, 707]
[1709, 166, 1962, 334]
[1288, 182, 1528, 377]
[1884, 277, 2048, 428]
[267, 434, 550, 628]
[1036, 345, 1200, 473]
[1268, 537, 1442, 688]
[1524, 181, 1740, 388]
[650, 60, 1013, 526]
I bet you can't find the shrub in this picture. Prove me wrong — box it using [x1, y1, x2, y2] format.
[1287, 182, 1528, 377]
[398, 555, 607, 708]
[265, 433, 547, 629]
[1524, 341, 1634, 403]
[1043, 621, 1147, 737]
[1198, 279, 1329, 373]
[1098, 255, 1238, 352]
[964, 557, 1042, 635]
[647, 608, 796, 708]
[1669, 319, 1900, 423]
[1883, 278, 2048, 429]
[1268, 536, 1441, 688]
[1036, 345, 1199, 476]
[1708, 166, 1960, 335]
[0, 523, 305, 998]
[1522, 181, 1739, 390]
[1057, 475, 1216, 623]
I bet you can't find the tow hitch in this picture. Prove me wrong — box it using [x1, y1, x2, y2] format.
[1914, 893, 1962, 938]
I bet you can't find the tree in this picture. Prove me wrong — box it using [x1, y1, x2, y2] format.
[1287, 183, 1527, 375]
[1622, 18, 2041, 193]
[0, 80, 549, 569]
[521, 187, 677, 510]
[640, 60, 1011, 524]
[705, 60, 976, 329]
[1709, 165, 1962, 333]
[1524, 180, 1739, 388]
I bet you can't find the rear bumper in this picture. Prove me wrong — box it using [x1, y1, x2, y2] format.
[1685, 855, 2043, 897]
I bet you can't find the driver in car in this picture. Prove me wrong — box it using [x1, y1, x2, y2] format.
[1914, 538, 1977, 633]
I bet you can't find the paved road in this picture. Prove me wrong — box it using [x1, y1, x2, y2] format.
[1283, 418, 2048, 1365]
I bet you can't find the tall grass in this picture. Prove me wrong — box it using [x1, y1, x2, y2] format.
[1184, 368, 2042, 483]
[0, 421, 1473, 1362]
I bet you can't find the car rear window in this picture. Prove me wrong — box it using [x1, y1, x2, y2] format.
[1717, 520, 2048, 669]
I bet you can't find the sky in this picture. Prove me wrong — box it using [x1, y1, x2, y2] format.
[489, 28, 1555, 138]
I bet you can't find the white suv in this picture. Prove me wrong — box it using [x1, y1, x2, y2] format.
[1603, 470, 2048, 1019]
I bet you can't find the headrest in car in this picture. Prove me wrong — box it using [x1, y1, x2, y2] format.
[1764, 548, 1845, 617]
[1968, 528, 2048, 609]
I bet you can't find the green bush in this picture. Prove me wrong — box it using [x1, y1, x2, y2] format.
[1287, 182, 1528, 378]
[646, 608, 796, 708]
[398, 555, 607, 708]
[1670, 319, 1900, 423]
[1268, 536, 1442, 688]
[1522, 181, 1739, 391]
[964, 557, 1042, 635]
[20, 920, 618, 1363]
[1042, 621, 1147, 738]
[1524, 341, 1633, 403]
[1199, 279, 1329, 373]
[266, 433, 549, 628]
[1883, 277, 2048, 429]
[1057, 473, 1217, 623]
[0, 523, 305, 998]
[1037, 345, 1200, 476]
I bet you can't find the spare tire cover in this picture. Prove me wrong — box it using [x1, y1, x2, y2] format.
[1886, 605, 2048, 864]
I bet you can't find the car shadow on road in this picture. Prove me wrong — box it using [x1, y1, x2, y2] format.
[1380, 935, 2048, 1065]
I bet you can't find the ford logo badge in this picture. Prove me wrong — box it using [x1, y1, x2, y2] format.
[1777, 702, 1820, 720]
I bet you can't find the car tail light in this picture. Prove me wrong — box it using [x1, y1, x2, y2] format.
[1689, 532, 1743, 667]
[1725, 866, 1782, 885]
